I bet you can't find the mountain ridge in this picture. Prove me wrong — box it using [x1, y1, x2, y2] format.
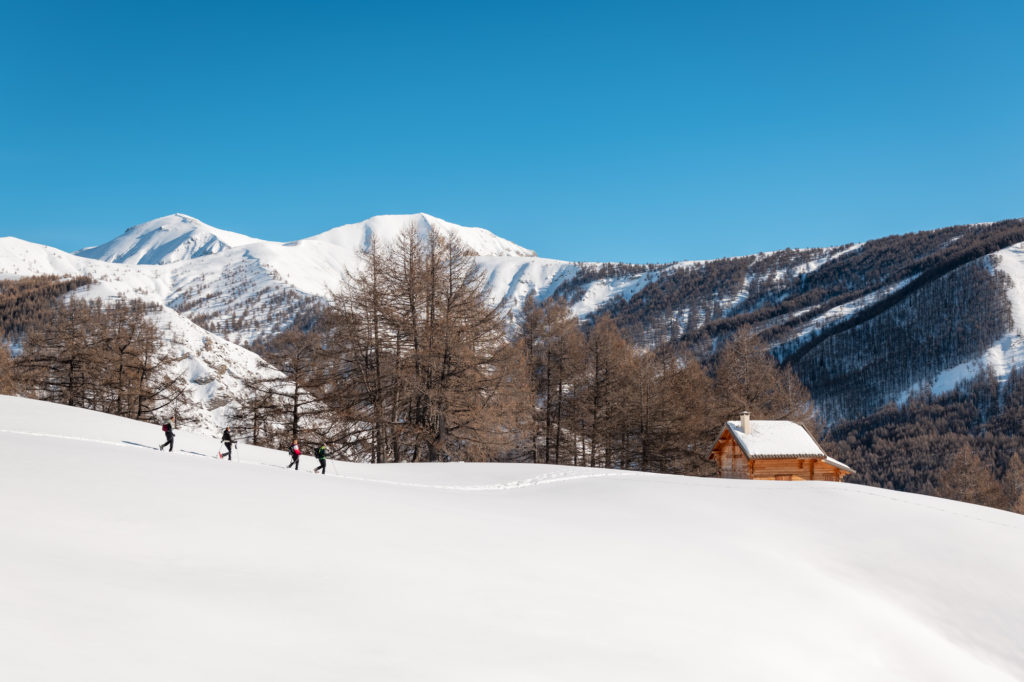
[74, 213, 263, 265]
[6, 212, 1024, 434]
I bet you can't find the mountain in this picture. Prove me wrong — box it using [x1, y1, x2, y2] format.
[307, 212, 538, 258]
[75, 213, 261, 265]
[0, 213, 591, 431]
[9, 211, 1024, 440]
[67, 212, 603, 343]
[0, 236, 277, 431]
[3, 394, 1023, 681]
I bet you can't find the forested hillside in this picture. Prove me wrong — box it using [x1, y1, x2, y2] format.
[793, 260, 1012, 422]
[826, 370, 1024, 513]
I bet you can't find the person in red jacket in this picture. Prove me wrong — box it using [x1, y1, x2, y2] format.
[158, 417, 175, 451]
[287, 439, 301, 470]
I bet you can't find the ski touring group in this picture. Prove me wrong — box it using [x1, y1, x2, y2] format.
[157, 418, 331, 474]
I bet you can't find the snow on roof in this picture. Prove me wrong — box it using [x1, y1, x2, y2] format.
[714, 420, 857, 473]
[724, 420, 826, 459]
[824, 456, 856, 474]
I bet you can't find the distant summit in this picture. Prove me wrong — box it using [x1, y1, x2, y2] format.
[74, 212, 537, 266]
[306, 213, 537, 259]
[75, 214, 260, 265]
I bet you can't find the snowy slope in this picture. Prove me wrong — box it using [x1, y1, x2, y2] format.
[17, 212, 1024, 422]
[307, 212, 537, 258]
[1, 395, 1022, 682]
[75, 213, 262, 265]
[0, 240, 277, 430]
[897, 243, 1024, 399]
[13, 211, 723, 347]
[61, 212, 655, 340]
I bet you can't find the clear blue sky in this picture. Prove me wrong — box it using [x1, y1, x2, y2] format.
[2, 0, 1023, 262]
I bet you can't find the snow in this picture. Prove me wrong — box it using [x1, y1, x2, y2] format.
[5, 213, 662, 355]
[725, 420, 826, 458]
[75, 214, 264, 265]
[0, 239, 278, 431]
[788, 276, 919, 348]
[898, 243, 1024, 400]
[568, 268, 665, 318]
[994, 244, 1024, 335]
[18, 213, 1024, 425]
[823, 455, 856, 474]
[307, 212, 538, 259]
[2, 395, 1023, 681]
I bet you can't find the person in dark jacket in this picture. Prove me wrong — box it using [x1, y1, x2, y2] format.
[314, 444, 327, 474]
[159, 418, 175, 451]
[287, 439, 301, 470]
[220, 427, 235, 460]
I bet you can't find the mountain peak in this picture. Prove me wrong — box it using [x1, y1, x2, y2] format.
[308, 213, 537, 259]
[78, 214, 258, 265]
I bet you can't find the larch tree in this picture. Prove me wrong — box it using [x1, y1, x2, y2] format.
[0, 342, 16, 395]
[580, 314, 632, 468]
[249, 327, 328, 447]
[324, 223, 526, 463]
[936, 445, 1007, 508]
[520, 296, 586, 465]
[711, 325, 815, 429]
[1001, 452, 1024, 513]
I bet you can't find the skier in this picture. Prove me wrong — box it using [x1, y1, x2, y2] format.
[220, 427, 236, 460]
[314, 443, 327, 474]
[287, 439, 301, 470]
[159, 417, 175, 451]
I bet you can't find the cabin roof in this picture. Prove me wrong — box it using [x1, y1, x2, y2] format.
[822, 456, 855, 474]
[711, 420, 856, 474]
[721, 420, 824, 458]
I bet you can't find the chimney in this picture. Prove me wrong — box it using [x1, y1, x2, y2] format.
[740, 411, 751, 435]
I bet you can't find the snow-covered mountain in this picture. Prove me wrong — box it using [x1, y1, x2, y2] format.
[8, 211, 1024, 430]
[1, 213, 620, 430]
[75, 213, 261, 265]
[63, 212, 633, 343]
[0, 236, 277, 431]
[307, 212, 538, 259]
[2, 394, 1022, 681]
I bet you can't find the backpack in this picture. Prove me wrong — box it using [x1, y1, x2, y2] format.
[162, 423, 170, 433]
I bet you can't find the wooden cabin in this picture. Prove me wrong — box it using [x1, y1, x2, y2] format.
[709, 412, 854, 481]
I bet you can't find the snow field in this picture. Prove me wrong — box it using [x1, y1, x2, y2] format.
[1, 396, 1023, 681]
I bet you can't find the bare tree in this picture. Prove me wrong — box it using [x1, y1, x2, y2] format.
[936, 445, 1007, 508]
[247, 327, 327, 447]
[324, 223, 524, 462]
[1002, 452, 1024, 514]
[520, 296, 586, 464]
[712, 325, 815, 428]
[0, 343, 16, 395]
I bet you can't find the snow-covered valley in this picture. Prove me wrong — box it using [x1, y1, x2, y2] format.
[1, 395, 1022, 681]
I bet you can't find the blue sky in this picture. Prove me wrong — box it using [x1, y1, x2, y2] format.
[2, 1, 1023, 262]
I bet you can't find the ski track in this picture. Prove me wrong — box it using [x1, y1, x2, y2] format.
[0, 428, 641, 492]
[6, 426, 1021, 529]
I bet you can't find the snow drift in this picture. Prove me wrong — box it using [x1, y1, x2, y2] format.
[1, 395, 1022, 681]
